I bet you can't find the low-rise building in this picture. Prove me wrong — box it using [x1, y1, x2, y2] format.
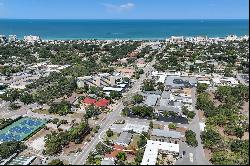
[115, 131, 132, 147]
[150, 129, 184, 144]
[24, 35, 41, 43]
[137, 58, 146, 68]
[169, 36, 184, 43]
[101, 158, 115, 165]
[225, 35, 237, 41]
[144, 94, 160, 107]
[95, 99, 110, 108]
[122, 123, 149, 134]
[82, 97, 97, 106]
[77, 73, 119, 88]
[141, 140, 179, 165]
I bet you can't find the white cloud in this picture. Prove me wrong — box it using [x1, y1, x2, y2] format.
[103, 2, 135, 12]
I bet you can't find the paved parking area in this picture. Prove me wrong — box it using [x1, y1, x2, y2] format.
[176, 142, 198, 165]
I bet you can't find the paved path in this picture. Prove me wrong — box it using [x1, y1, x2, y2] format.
[189, 88, 211, 165]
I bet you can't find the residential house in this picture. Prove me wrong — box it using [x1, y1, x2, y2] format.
[115, 131, 132, 147]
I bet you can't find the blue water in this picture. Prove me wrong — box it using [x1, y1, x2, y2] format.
[0, 19, 248, 40]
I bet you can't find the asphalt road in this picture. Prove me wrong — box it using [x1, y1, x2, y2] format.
[72, 59, 156, 165]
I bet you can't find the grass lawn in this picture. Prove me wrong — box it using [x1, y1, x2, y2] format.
[127, 134, 140, 150]
[105, 132, 119, 142]
[70, 112, 84, 119]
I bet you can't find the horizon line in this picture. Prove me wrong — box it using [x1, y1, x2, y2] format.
[0, 18, 249, 20]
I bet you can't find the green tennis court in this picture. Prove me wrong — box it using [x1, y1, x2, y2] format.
[0, 117, 46, 142]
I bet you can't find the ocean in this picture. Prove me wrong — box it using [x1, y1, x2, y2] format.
[0, 19, 248, 40]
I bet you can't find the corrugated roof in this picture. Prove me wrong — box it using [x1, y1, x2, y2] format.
[151, 129, 182, 138]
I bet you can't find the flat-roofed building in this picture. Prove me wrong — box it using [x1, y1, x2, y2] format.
[141, 140, 179, 165]
[169, 36, 184, 43]
[122, 123, 149, 134]
[144, 94, 160, 106]
[77, 73, 122, 88]
[150, 129, 184, 144]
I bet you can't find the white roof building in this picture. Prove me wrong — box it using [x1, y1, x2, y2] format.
[141, 140, 179, 165]
[103, 87, 123, 92]
[212, 76, 239, 87]
[197, 80, 211, 85]
[169, 36, 184, 43]
[24, 35, 41, 43]
[225, 35, 237, 41]
[122, 123, 149, 134]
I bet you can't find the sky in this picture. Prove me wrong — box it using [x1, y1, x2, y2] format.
[0, 0, 248, 19]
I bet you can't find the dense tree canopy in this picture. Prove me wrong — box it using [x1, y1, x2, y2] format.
[48, 100, 72, 115]
[185, 130, 198, 147]
[0, 141, 27, 159]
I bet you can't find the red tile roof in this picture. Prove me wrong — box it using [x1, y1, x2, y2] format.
[105, 144, 124, 158]
[83, 97, 96, 105]
[114, 144, 124, 151]
[95, 99, 110, 107]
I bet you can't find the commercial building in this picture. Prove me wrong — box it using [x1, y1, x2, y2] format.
[122, 123, 149, 134]
[0, 35, 7, 43]
[150, 129, 184, 144]
[144, 94, 160, 107]
[212, 76, 239, 87]
[8, 35, 17, 42]
[141, 140, 179, 165]
[168, 36, 184, 43]
[24, 35, 41, 43]
[225, 35, 237, 41]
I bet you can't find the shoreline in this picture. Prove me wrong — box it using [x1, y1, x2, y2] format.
[22, 34, 250, 41]
[0, 19, 248, 41]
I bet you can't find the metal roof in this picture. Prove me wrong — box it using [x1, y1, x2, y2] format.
[144, 94, 160, 106]
[115, 132, 132, 146]
[159, 98, 169, 110]
[151, 129, 182, 139]
[161, 91, 171, 99]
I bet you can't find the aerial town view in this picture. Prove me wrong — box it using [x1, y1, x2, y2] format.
[0, 0, 249, 165]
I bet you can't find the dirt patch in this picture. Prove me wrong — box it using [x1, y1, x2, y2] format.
[175, 127, 188, 133]
[241, 101, 249, 113]
[242, 132, 249, 140]
[153, 123, 164, 129]
[126, 153, 136, 163]
[217, 126, 237, 139]
[208, 91, 221, 107]
[63, 141, 87, 155]
[70, 112, 84, 119]
[128, 134, 140, 150]
[204, 148, 212, 161]
[198, 110, 205, 122]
